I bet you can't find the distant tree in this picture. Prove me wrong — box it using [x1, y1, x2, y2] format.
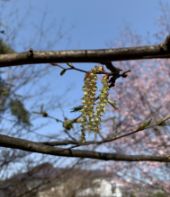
[0, 0, 68, 180]
[0, 0, 170, 196]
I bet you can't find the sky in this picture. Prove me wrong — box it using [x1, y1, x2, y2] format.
[0, 0, 170, 178]
[0, 0, 170, 136]
[28, 0, 159, 48]
[1, 0, 167, 49]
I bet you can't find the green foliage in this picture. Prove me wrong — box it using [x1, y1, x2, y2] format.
[0, 77, 31, 126]
[9, 99, 30, 126]
[63, 119, 73, 130]
[71, 105, 82, 112]
[137, 119, 152, 131]
[60, 69, 67, 76]
[0, 80, 10, 112]
[0, 40, 31, 126]
[0, 39, 14, 54]
[151, 191, 167, 197]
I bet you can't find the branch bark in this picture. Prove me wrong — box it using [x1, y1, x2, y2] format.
[0, 35, 170, 67]
[1, 36, 170, 162]
[0, 134, 169, 162]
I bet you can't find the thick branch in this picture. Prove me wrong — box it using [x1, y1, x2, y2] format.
[0, 36, 170, 67]
[0, 134, 169, 162]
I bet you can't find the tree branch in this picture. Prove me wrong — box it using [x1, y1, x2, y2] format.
[43, 115, 170, 147]
[0, 35, 170, 67]
[0, 134, 169, 162]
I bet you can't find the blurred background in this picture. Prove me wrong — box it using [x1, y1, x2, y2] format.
[0, 0, 170, 196]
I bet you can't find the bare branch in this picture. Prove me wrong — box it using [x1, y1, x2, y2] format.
[0, 133, 169, 162]
[42, 115, 170, 147]
[1, 35, 170, 67]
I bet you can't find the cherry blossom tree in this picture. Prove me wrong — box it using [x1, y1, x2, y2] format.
[0, 1, 170, 195]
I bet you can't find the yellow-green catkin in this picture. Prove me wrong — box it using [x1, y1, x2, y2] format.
[81, 67, 98, 137]
[81, 66, 109, 141]
[94, 75, 109, 132]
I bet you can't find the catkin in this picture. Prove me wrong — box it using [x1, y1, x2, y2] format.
[81, 66, 109, 141]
